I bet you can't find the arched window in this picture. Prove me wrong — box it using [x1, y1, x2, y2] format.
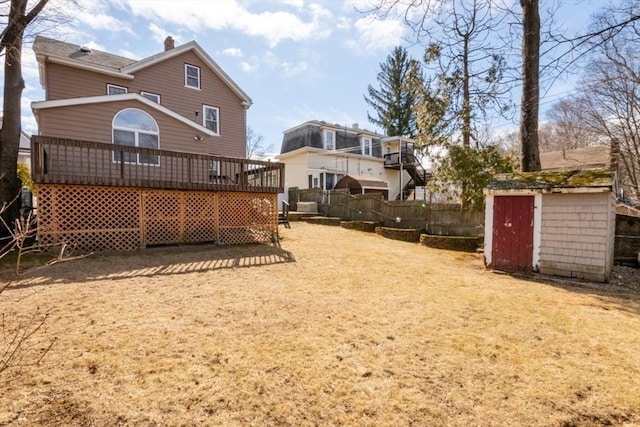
[112, 108, 159, 165]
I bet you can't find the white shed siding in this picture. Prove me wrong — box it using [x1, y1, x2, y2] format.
[538, 192, 613, 281]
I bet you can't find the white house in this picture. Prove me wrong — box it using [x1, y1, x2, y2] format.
[276, 120, 428, 202]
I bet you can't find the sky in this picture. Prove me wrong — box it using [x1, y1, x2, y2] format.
[6, 0, 603, 156]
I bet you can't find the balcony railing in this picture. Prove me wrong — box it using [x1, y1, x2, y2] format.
[32, 136, 284, 193]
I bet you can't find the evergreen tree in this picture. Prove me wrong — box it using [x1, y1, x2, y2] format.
[364, 46, 419, 138]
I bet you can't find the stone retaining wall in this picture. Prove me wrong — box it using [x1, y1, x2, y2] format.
[419, 234, 482, 252]
[340, 221, 381, 233]
[375, 227, 421, 243]
[304, 216, 342, 226]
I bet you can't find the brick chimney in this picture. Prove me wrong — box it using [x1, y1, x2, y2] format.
[164, 36, 175, 51]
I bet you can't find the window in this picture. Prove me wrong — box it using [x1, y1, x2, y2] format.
[185, 64, 201, 89]
[112, 108, 159, 165]
[107, 84, 127, 95]
[209, 160, 221, 183]
[325, 173, 336, 190]
[203, 105, 219, 135]
[323, 130, 335, 150]
[361, 137, 372, 156]
[141, 91, 160, 103]
[313, 177, 319, 188]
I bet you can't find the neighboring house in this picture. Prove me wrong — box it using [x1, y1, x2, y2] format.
[540, 146, 611, 171]
[276, 120, 428, 201]
[0, 118, 36, 213]
[30, 36, 283, 252]
[540, 144, 640, 214]
[0, 119, 30, 165]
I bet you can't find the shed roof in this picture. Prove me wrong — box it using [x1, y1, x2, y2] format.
[486, 169, 615, 191]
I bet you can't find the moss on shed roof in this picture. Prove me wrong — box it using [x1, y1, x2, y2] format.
[486, 169, 615, 191]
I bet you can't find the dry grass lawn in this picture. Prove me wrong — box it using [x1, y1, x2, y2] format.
[1, 222, 640, 426]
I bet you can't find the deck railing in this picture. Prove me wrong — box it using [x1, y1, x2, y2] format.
[32, 136, 284, 193]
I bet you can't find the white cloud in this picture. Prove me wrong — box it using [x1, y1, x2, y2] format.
[82, 41, 107, 52]
[277, 0, 304, 8]
[148, 23, 171, 45]
[281, 61, 309, 77]
[70, 0, 135, 35]
[336, 16, 351, 30]
[345, 16, 405, 54]
[240, 61, 259, 73]
[119, 0, 335, 47]
[222, 48, 243, 57]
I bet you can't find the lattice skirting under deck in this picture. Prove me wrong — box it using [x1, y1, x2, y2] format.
[36, 184, 277, 253]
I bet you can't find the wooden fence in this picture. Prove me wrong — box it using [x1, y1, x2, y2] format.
[289, 188, 483, 236]
[615, 214, 640, 263]
[36, 184, 278, 253]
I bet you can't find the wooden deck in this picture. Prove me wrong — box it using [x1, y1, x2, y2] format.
[32, 136, 284, 194]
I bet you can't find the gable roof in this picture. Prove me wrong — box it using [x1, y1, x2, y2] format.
[33, 36, 252, 106]
[31, 93, 219, 137]
[540, 146, 610, 171]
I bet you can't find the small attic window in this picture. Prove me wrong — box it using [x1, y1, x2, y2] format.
[185, 64, 200, 89]
[107, 84, 127, 95]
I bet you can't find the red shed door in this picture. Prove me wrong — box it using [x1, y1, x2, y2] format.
[492, 195, 534, 271]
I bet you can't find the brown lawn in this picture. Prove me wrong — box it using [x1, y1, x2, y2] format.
[1, 222, 640, 426]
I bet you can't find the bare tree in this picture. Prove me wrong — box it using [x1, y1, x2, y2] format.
[246, 126, 273, 160]
[369, 0, 512, 148]
[0, 0, 50, 236]
[576, 58, 640, 200]
[539, 98, 601, 152]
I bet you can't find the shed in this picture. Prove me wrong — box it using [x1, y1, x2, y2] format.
[483, 169, 616, 282]
[334, 175, 389, 199]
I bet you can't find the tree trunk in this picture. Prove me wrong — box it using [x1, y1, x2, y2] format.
[0, 0, 28, 235]
[462, 35, 471, 148]
[519, 0, 541, 172]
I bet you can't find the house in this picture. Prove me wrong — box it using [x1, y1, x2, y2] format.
[540, 145, 611, 171]
[30, 36, 283, 252]
[276, 120, 428, 201]
[1, 117, 36, 213]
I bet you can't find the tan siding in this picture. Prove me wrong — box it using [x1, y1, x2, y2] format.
[538, 192, 613, 281]
[37, 99, 242, 158]
[46, 63, 132, 100]
[42, 49, 247, 158]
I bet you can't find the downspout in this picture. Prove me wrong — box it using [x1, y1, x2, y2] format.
[399, 143, 403, 201]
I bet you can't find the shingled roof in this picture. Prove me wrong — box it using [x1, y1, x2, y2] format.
[32, 35, 252, 105]
[33, 36, 136, 70]
[486, 169, 615, 192]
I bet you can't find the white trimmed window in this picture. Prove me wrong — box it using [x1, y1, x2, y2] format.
[323, 129, 335, 151]
[107, 84, 127, 95]
[112, 108, 159, 165]
[203, 105, 220, 135]
[361, 137, 372, 156]
[185, 64, 201, 89]
[141, 91, 160, 103]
